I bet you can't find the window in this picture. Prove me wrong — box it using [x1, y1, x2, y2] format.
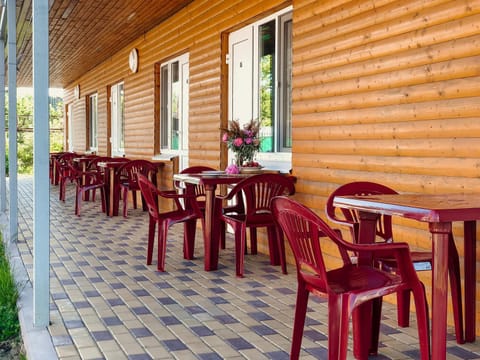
[87, 93, 98, 151]
[110, 82, 124, 156]
[67, 104, 73, 151]
[228, 8, 292, 170]
[159, 53, 189, 169]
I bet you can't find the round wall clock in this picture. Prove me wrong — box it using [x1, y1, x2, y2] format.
[129, 48, 139, 73]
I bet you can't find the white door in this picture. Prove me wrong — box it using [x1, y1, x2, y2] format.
[228, 27, 256, 125]
[110, 82, 124, 157]
[160, 54, 189, 170]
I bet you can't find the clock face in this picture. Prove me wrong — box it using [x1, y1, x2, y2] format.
[129, 48, 138, 73]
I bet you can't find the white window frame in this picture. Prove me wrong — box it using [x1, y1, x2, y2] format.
[110, 82, 125, 156]
[67, 104, 73, 151]
[159, 53, 189, 170]
[88, 93, 98, 152]
[228, 7, 292, 171]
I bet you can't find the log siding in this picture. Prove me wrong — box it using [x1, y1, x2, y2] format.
[63, 0, 480, 332]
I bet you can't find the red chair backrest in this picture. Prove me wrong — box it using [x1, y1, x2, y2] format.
[272, 196, 350, 292]
[226, 173, 295, 221]
[325, 181, 397, 243]
[137, 173, 160, 220]
[176, 166, 216, 198]
[117, 160, 157, 189]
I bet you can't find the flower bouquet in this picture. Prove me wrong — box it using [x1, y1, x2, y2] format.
[221, 119, 261, 171]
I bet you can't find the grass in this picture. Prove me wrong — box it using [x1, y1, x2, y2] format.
[0, 235, 20, 342]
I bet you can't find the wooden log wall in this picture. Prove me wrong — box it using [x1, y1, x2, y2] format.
[62, 0, 480, 332]
[292, 0, 480, 330]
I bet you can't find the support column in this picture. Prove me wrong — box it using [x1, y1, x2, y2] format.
[32, 0, 50, 328]
[7, 0, 17, 242]
[0, 38, 6, 212]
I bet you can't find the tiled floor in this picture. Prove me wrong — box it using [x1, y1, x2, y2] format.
[13, 176, 480, 359]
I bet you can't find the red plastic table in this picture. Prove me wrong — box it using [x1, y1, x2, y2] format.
[97, 161, 129, 216]
[333, 193, 479, 360]
[173, 172, 253, 270]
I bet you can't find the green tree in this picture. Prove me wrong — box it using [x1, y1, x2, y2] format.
[5, 91, 64, 175]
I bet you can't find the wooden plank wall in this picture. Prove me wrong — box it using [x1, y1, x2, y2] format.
[62, 0, 480, 332]
[292, 0, 480, 329]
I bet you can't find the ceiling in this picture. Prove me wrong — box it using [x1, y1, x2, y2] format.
[10, 0, 193, 88]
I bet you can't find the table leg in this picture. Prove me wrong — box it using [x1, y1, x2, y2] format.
[183, 185, 197, 260]
[429, 222, 451, 360]
[203, 184, 219, 271]
[109, 168, 116, 216]
[81, 162, 90, 201]
[353, 211, 380, 359]
[464, 220, 476, 342]
[102, 168, 111, 215]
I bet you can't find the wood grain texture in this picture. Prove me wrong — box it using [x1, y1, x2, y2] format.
[62, 0, 480, 331]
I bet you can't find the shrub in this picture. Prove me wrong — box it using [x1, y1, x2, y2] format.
[0, 237, 20, 341]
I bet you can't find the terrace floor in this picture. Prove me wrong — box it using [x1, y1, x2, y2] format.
[10, 176, 480, 359]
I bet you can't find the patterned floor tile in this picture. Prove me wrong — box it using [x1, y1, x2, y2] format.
[12, 177, 480, 359]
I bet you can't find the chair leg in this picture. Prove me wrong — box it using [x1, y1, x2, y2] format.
[249, 228, 257, 254]
[157, 220, 169, 272]
[132, 190, 138, 209]
[234, 223, 246, 277]
[220, 222, 226, 249]
[369, 297, 383, 355]
[327, 293, 343, 360]
[396, 289, 411, 327]
[123, 187, 128, 217]
[448, 234, 464, 344]
[75, 187, 81, 216]
[183, 219, 197, 260]
[275, 226, 288, 275]
[100, 188, 106, 213]
[146, 217, 156, 265]
[411, 282, 431, 360]
[266, 225, 280, 266]
[291, 281, 309, 360]
[59, 179, 65, 201]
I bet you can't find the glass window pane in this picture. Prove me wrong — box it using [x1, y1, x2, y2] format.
[160, 65, 169, 149]
[282, 19, 292, 149]
[119, 84, 125, 149]
[259, 20, 275, 153]
[171, 61, 180, 150]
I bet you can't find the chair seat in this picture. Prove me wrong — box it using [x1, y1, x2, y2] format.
[326, 265, 401, 294]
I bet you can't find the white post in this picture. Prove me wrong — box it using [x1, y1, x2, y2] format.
[32, 0, 50, 328]
[7, 0, 17, 242]
[0, 38, 6, 212]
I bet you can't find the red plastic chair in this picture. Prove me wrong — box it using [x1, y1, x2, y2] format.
[272, 196, 430, 360]
[68, 164, 106, 216]
[215, 173, 295, 277]
[137, 174, 203, 271]
[116, 160, 158, 217]
[325, 181, 463, 343]
[173, 166, 217, 208]
[55, 152, 79, 201]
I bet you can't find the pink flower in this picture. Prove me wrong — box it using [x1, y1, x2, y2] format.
[225, 164, 239, 174]
[222, 133, 229, 142]
[244, 137, 253, 144]
[233, 137, 243, 147]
